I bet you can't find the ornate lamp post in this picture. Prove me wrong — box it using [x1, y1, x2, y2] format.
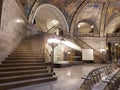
[48, 37, 60, 73]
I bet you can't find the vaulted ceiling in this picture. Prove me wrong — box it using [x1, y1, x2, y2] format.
[18, 0, 120, 36]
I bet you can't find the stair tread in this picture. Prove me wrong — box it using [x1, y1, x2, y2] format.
[0, 76, 57, 86]
[10, 55, 42, 56]
[1, 63, 46, 65]
[3, 59, 44, 62]
[0, 69, 48, 74]
[0, 73, 52, 80]
[0, 66, 46, 69]
[7, 57, 43, 58]
[0, 64, 46, 67]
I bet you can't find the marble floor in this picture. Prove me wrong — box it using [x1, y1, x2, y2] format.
[12, 64, 105, 90]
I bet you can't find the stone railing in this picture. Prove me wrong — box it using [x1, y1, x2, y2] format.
[107, 33, 120, 37]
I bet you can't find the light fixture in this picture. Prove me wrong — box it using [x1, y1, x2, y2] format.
[48, 38, 60, 48]
[77, 23, 81, 28]
[91, 25, 94, 28]
[16, 19, 24, 23]
[47, 36, 60, 73]
[100, 48, 106, 53]
[67, 51, 71, 54]
[115, 43, 119, 46]
[52, 20, 59, 25]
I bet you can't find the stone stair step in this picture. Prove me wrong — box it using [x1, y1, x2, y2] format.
[15, 49, 33, 51]
[12, 51, 42, 53]
[0, 73, 53, 83]
[0, 69, 49, 77]
[0, 66, 47, 72]
[6, 57, 44, 60]
[0, 63, 47, 67]
[10, 54, 43, 56]
[2, 60, 45, 63]
[12, 54, 43, 56]
[0, 76, 57, 90]
[11, 52, 42, 54]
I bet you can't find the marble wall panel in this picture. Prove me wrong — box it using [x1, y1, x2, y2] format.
[0, 0, 27, 63]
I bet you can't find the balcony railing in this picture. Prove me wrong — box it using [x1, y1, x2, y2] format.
[107, 33, 120, 37]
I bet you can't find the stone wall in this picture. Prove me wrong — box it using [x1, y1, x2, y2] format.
[0, 0, 27, 63]
[79, 37, 107, 53]
[0, 0, 3, 24]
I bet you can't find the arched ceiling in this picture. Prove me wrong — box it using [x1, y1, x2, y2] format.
[18, 0, 120, 36]
[33, 4, 69, 33]
[105, 16, 120, 35]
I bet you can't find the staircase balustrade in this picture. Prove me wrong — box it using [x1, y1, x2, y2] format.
[72, 34, 108, 63]
[46, 26, 108, 63]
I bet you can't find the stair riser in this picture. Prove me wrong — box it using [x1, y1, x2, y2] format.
[0, 64, 46, 67]
[0, 67, 47, 72]
[0, 77, 57, 90]
[2, 61, 45, 63]
[9, 55, 43, 57]
[9, 52, 42, 56]
[0, 70, 49, 77]
[0, 74, 52, 83]
[12, 52, 42, 54]
[6, 58, 44, 60]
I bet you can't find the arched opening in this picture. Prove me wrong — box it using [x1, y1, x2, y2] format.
[106, 16, 120, 65]
[74, 20, 99, 36]
[31, 4, 69, 34]
[70, 2, 102, 36]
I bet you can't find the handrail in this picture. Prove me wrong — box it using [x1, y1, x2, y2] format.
[107, 33, 120, 37]
[72, 34, 107, 62]
[46, 26, 107, 63]
[47, 26, 70, 37]
[47, 26, 58, 33]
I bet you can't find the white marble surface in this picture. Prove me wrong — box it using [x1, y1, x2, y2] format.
[0, 0, 26, 63]
[12, 64, 104, 90]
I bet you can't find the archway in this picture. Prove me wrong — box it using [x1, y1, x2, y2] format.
[75, 20, 99, 35]
[30, 4, 69, 34]
[70, 1, 101, 36]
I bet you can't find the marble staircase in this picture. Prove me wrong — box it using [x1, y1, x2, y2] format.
[0, 34, 57, 89]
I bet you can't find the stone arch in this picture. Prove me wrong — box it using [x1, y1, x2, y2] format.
[75, 19, 99, 34]
[29, 3, 69, 33]
[70, 0, 89, 35]
[105, 16, 120, 36]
